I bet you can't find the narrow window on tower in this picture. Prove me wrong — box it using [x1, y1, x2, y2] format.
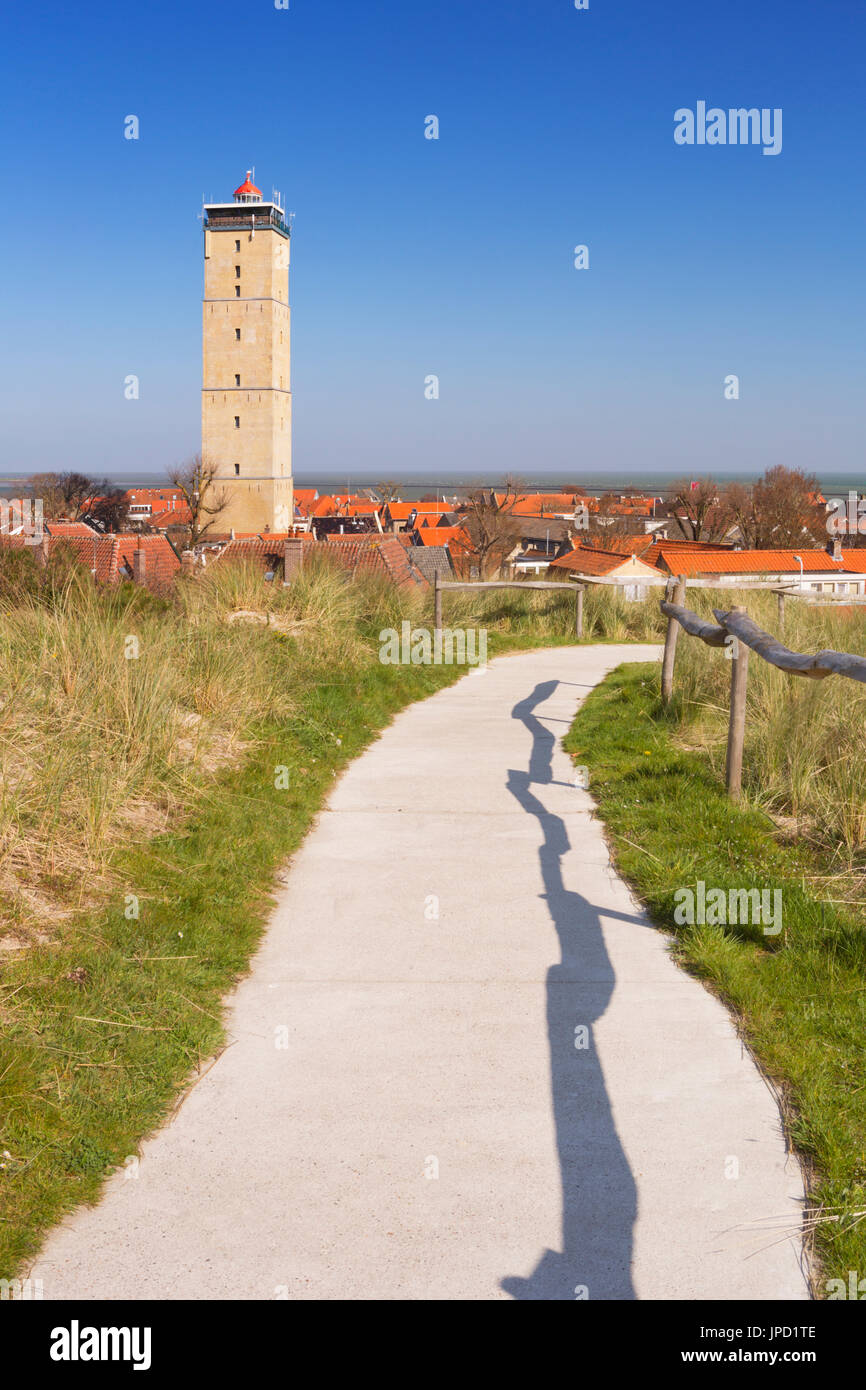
[235, 328, 241, 340]
[235, 265, 241, 278]
[235, 240, 241, 252]
[235, 286, 241, 297]
[234, 416, 240, 429]
[235, 374, 240, 386]
[234, 463, 240, 475]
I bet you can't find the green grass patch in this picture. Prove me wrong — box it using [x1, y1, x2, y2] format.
[565, 663, 866, 1294]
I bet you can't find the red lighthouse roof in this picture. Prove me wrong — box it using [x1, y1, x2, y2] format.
[233, 170, 262, 201]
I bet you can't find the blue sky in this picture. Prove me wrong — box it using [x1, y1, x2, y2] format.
[1, 0, 864, 481]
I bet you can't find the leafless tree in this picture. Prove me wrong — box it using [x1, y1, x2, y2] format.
[459, 476, 523, 578]
[167, 454, 230, 547]
[85, 486, 128, 533]
[720, 467, 824, 549]
[26, 473, 67, 519]
[375, 480, 401, 505]
[668, 476, 729, 543]
[26, 472, 125, 529]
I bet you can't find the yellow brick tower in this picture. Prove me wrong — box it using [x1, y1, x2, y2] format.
[202, 171, 293, 533]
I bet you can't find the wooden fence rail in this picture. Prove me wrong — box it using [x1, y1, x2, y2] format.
[659, 596, 866, 800]
[433, 575, 586, 638]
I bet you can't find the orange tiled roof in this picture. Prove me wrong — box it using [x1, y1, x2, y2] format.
[550, 546, 643, 576]
[150, 504, 193, 526]
[655, 548, 866, 576]
[603, 500, 654, 516]
[310, 495, 338, 517]
[44, 521, 100, 537]
[587, 535, 656, 558]
[495, 492, 588, 512]
[415, 526, 471, 550]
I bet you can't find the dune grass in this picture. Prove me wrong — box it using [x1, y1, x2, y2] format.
[670, 586, 866, 860]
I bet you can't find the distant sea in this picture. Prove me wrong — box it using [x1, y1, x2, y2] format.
[1, 470, 864, 500]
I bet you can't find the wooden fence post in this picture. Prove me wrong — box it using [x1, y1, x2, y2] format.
[575, 584, 584, 640]
[777, 591, 785, 635]
[660, 575, 686, 705]
[434, 572, 442, 634]
[725, 608, 749, 801]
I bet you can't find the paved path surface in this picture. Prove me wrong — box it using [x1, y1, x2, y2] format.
[34, 645, 808, 1301]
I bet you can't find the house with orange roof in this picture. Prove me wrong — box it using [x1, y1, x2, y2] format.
[493, 492, 593, 521]
[550, 544, 663, 596]
[150, 503, 193, 529]
[293, 488, 319, 514]
[382, 502, 415, 531]
[652, 542, 866, 595]
[414, 526, 468, 549]
[124, 488, 189, 527]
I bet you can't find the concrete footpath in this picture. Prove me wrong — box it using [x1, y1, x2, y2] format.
[33, 645, 808, 1300]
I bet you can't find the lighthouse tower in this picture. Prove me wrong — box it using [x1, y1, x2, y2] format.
[201, 171, 293, 534]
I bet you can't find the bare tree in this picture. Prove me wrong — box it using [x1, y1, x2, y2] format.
[459, 476, 523, 578]
[86, 482, 128, 532]
[668, 476, 729, 543]
[27, 471, 93, 520]
[61, 473, 100, 520]
[720, 467, 824, 549]
[167, 454, 230, 547]
[719, 481, 756, 548]
[751, 466, 824, 548]
[375, 480, 401, 505]
[26, 473, 66, 519]
[588, 492, 639, 548]
[26, 472, 125, 529]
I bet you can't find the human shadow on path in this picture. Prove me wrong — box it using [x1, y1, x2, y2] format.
[501, 680, 639, 1301]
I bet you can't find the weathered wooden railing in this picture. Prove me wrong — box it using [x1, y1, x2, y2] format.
[434, 574, 587, 638]
[659, 589, 866, 800]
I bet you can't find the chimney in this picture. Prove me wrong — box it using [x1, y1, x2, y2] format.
[283, 537, 305, 584]
[133, 545, 147, 586]
[180, 549, 195, 575]
[828, 536, 843, 562]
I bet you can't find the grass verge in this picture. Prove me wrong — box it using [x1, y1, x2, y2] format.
[565, 662, 866, 1295]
